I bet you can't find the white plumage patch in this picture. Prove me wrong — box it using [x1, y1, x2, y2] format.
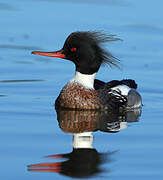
[70, 71, 96, 89]
[72, 132, 93, 149]
[111, 85, 131, 96]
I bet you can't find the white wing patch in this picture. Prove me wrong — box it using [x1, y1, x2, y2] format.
[111, 85, 131, 96]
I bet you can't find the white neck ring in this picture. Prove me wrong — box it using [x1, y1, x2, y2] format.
[70, 71, 96, 89]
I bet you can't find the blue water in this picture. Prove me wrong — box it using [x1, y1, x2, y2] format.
[1, 0, 163, 179]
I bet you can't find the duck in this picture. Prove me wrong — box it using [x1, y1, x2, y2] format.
[32, 31, 142, 111]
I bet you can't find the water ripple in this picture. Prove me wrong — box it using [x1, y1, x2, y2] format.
[0, 2, 18, 11]
[0, 44, 42, 51]
[0, 79, 44, 83]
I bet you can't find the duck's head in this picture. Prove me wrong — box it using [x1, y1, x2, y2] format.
[32, 31, 120, 75]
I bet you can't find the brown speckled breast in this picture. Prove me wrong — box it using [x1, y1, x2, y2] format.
[55, 82, 103, 110]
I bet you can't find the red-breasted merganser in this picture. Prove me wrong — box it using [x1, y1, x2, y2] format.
[32, 31, 142, 111]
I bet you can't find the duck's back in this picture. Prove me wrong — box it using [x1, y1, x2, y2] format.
[95, 79, 142, 110]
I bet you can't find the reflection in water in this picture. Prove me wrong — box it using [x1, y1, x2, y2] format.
[28, 131, 115, 178]
[28, 109, 141, 178]
[57, 108, 141, 133]
[28, 132, 115, 178]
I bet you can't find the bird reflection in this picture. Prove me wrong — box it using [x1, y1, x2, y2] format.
[28, 131, 115, 178]
[28, 108, 141, 178]
[57, 108, 141, 133]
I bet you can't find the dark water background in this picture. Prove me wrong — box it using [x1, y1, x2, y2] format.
[0, 0, 163, 179]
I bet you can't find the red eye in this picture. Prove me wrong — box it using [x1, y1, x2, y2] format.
[71, 48, 76, 52]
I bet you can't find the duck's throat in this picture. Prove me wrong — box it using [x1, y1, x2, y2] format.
[70, 71, 96, 89]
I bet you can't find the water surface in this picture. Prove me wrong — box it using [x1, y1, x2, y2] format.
[0, 0, 163, 179]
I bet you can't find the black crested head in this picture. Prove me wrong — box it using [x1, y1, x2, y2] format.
[32, 31, 120, 75]
[62, 31, 120, 74]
